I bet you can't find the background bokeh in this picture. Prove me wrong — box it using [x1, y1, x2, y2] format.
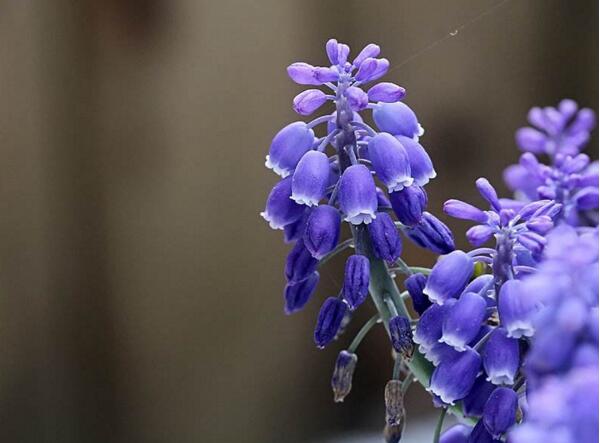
[0, 1, 597, 442]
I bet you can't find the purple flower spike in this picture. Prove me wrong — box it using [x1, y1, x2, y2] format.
[293, 89, 328, 115]
[440, 292, 487, 351]
[466, 225, 495, 246]
[304, 205, 341, 259]
[429, 348, 481, 405]
[368, 212, 402, 262]
[287, 62, 321, 85]
[483, 387, 518, 438]
[338, 164, 378, 225]
[405, 273, 431, 315]
[285, 239, 318, 283]
[405, 212, 455, 254]
[352, 43, 380, 67]
[368, 133, 413, 192]
[396, 136, 437, 186]
[390, 316, 414, 358]
[261, 176, 305, 230]
[497, 279, 537, 338]
[440, 424, 472, 443]
[291, 151, 330, 206]
[367, 82, 406, 102]
[476, 178, 501, 211]
[424, 250, 474, 305]
[443, 199, 488, 223]
[345, 86, 369, 111]
[373, 102, 422, 138]
[266, 122, 315, 177]
[390, 185, 427, 226]
[482, 327, 520, 385]
[314, 297, 348, 348]
[462, 375, 497, 417]
[284, 272, 319, 314]
[342, 255, 370, 310]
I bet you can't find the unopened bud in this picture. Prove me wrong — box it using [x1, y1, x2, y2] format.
[389, 316, 414, 359]
[331, 351, 358, 402]
[384, 380, 405, 426]
[383, 421, 405, 443]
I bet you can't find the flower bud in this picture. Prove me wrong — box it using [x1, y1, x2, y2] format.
[515, 127, 546, 154]
[325, 39, 349, 65]
[440, 292, 487, 351]
[383, 422, 404, 443]
[429, 348, 481, 405]
[369, 58, 390, 82]
[525, 215, 554, 235]
[373, 102, 421, 138]
[468, 420, 497, 443]
[266, 122, 315, 177]
[516, 231, 546, 255]
[303, 205, 341, 259]
[261, 176, 305, 229]
[424, 250, 474, 305]
[352, 43, 381, 67]
[405, 273, 431, 315]
[482, 387, 518, 438]
[389, 185, 427, 226]
[331, 350, 358, 402]
[396, 136, 437, 186]
[314, 297, 348, 348]
[368, 133, 413, 192]
[367, 82, 406, 102]
[439, 424, 471, 443]
[286, 62, 320, 85]
[466, 225, 495, 246]
[293, 89, 328, 116]
[476, 178, 501, 211]
[389, 316, 414, 358]
[291, 151, 330, 206]
[338, 165, 378, 224]
[497, 279, 536, 338]
[405, 212, 455, 254]
[482, 327, 520, 385]
[463, 274, 494, 296]
[283, 208, 310, 243]
[355, 57, 378, 82]
[313, 66, 339, 83]
[384, 380, 405, 426]
[368, 212, 402, 262]
[285, 239, 318, 283]
[342, 255, 370, 310]
[462, 374, 497, 417]
[345, 86, 369, 111]
[284, 271, 319, 314]
[443, 199, 488, 223]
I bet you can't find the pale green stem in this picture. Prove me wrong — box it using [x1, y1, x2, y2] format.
[433, 408, 447, 443]
[348, 314, 381, 353]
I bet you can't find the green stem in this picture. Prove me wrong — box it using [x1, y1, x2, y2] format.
[348, 314, 380, 353]
[408, 266, 432, 275]
[433, 408, 447, 443]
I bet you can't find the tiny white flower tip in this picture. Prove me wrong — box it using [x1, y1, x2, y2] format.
[260, 211, 285, 230]
[344, 211, 377, 225]
[265, 155, 291, 178]
[290, 193, 319, 207]
[438, 335, 467, 352]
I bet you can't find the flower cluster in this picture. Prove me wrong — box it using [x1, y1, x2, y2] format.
[262, 39, 598, 443]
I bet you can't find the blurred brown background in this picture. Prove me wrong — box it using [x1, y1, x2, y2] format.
[0, 1, 597, 442]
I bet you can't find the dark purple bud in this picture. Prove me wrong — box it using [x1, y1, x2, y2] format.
[291, 150, 330, 206]
[497, 279, 537, 338]
[345, 86, 369, 111]
[429, 347, 481, 405]
[261, 176, 305, 229]
[475, 178, 501, 211]
[467, 420, 499, 443]
[293, 89, 328, 116]
[342, 255, 370, 310]
[389, 316, 414, 358]
[424, 251, 474, 305]
[355, 57, 378, 82]
[285, 239, 318, 283]
[462, 375, 497, 417]
[443, 199, 488, 223]
[313, 66, 339, 83]
[384, 380, 406, 426]
[414, 302, 453, 354]
[352, 43, 380, 67]
[525, 215, 553, 235]
[466, 225, 495, 246]
[368, 133, 413, 192]
[440, 424, 472, 443]
[314, 297, 348, 348]
[266, 122, 315, 177]
[373, 102, 421, 138]
[440, 292, 487, 351]
[304, 205, 341, 259]
[482, 387, 518, 438]
[367, 82, 406, 102]
[515, 127, 547, 154]
[390, 186, 428, 226]
[368, 212, 402, 262]
[405, 273, 431, 315]
[331, 350, 358, 402]
[286, 62, 320, 85]
[283, 208, 310, 243]
[396, 136, 437, 186]
[574, 187, 599, 210]
[482, 327, 520, 385]
[338, 165, 378, 225]
[405, 212, 455, 254]
[284, 271, 319, 314]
